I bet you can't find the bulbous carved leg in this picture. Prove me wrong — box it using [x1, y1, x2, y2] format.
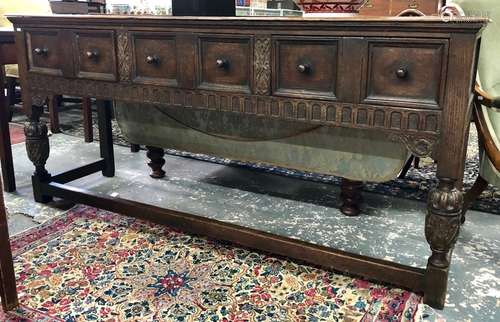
[25, 105, 52, 203]
[146, 146, 166, 179]
[424, 178, 463, 309]
[340, 179, 363, 216]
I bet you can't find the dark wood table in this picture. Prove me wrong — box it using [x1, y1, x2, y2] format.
[8, 14, 487, 309]
[0, 28, 16, 192]
[0, 176, 18, 311]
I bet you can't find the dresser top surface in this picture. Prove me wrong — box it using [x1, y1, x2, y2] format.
[7, 14, 488, 31]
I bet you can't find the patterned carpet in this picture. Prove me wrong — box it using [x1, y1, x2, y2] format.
[1, 206, 422, 321]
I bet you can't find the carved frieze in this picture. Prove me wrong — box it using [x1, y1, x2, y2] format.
[253, 35, 271, 96]
[27, 74, 441, 138]
[117, 31, 132, 82]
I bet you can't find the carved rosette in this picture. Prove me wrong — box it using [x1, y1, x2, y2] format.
[117, 30, 131, 82]
[390, 134, 438, 158]
[425, 178, 464, 268]
[254, 36, 271, 96]
[24, 107, 50, 178]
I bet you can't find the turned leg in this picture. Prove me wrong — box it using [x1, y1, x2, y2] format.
[0, 68, 15, 192]
[340, 178, 362, 216]
[97, 100, 115, 177]
[424, 178, 463, 309]
[25, 105, 52, 203]
[146, 146, 166, 179]
[461, 175, 488, 224]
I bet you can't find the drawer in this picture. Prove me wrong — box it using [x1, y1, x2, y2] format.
[363, 40, 447, 108]
[131, 33, 178, 86]
[198, 36, 252, 93]
[273, 37, 339, 100]
[26, 30, 62, 76]
[73, 30, 117, 81]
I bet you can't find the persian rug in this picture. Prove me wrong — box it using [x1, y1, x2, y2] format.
[1, 206, 422, 321]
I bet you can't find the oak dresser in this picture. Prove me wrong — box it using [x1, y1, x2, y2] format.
[8, 14, 487, 309]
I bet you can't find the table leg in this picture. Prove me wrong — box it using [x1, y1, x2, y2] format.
[146, 146, 166, 179]
[82, 97, 93, 143]
[0, 65, 15, 192]
[48, 94, 60, 134]
[424, 177, 463, 308]
[130, 144, 140, 153]
[97, 100, 114, 177]
[0, 179, 19, 311]
[25, 104, 52, 203]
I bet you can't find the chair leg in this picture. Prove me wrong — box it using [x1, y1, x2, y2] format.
[462, 175, 488, 224]
[399, 155, 416, 179]
[340, 179, 363, 216]
[82, 97, 93, 143]
[131, 144, 140, 153]
[48, 94, 60, 133]
[414, 157, 420, 169]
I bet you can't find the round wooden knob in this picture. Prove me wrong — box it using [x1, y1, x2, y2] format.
[34, 47, 48, 55]
[216, 58, 228, 69]
[297, 63, 311, 74]
[396, 67, 408, 79]
[146, 55, 160, 64]
[86, 50, 99, 59]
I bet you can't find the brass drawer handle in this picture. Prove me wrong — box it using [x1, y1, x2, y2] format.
[34, 47, 48, 56]
[146, 55, 160, 65]
[297, 63, 311, 74]
[86, 50, 100, 60]
[216, 58, 229, 69]
[396, 67, 408, 79]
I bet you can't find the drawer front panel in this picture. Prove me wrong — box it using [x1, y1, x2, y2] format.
[273, 38, 339, 100]
[26, 30, 62, 76]
[74, 31, 117, 81]
[132, 33, 178, 86]
[198, 36, 252, 93]
[363, 40, 447, 108]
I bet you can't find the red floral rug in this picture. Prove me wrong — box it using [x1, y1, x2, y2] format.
[1, 206, 423, 321]
[9, 123, 25, 145]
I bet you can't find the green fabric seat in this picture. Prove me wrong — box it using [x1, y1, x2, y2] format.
[115, 102, 409, 183]
[454, 0, 500, 187]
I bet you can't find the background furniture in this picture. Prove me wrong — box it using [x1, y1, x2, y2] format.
[457, 0, 500, 220]
[49, 0, 107, 15]
[0, 28, 16, 192]
[10, 15, 485, 309]
[172, 0, 236, 16]
[359, 0, 445, 15]
[0, 175, 18, 311]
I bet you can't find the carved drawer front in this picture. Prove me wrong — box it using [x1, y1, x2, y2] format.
[273, 37, 339, 100]
[198, 36, 252, 93]
[132, 33, 178, 86]
[363, 39, 447, 109]
[73, 31, 117, 81]
[26, 30, 62, 76]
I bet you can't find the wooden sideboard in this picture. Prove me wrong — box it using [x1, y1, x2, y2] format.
[8, 15, 486, 309]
